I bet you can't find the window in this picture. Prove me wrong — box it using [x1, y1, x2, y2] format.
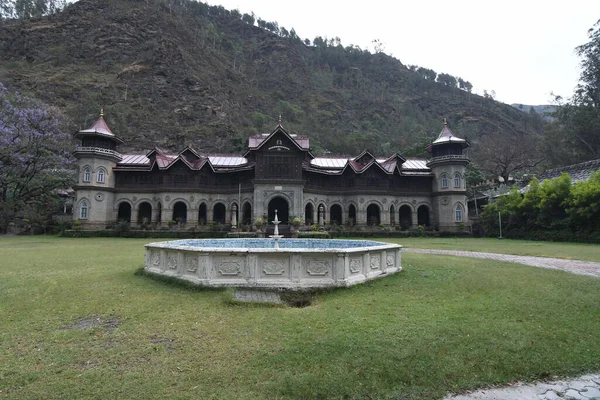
[441, 174, 448, 189]
[83, 167, 91, 183]
[80, 200, 89, 219]
[455, 204, 464, 222]
[454, 173, 461, 188]
[97, 168, 105, 183]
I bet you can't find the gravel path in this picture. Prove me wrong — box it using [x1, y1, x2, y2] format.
[443, 374, 600, 400]
[404, 248, 600, 278]
[405, 247, 600, 399]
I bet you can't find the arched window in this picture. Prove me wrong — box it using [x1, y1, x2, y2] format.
[83, 167, 91, 183]
[80, 200, 89, 219]
[454, 173, 461, 188]
[455, 204, 464, 222]
[97, 168, 106, 183]
[441, 174, 448, 189]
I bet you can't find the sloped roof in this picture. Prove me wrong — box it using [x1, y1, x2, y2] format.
[75, 115, 124, 144]
[116, 147, 249, 171]
[430, 119, 468, 147]
[539, 158, 600, 183]
[307, 156, 431, 176]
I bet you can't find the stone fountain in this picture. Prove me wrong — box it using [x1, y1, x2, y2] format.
[144, 217, 402, 304]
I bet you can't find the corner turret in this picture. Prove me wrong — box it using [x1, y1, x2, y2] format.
[427, 119, 470, 231]
[72, 111, 123, 228]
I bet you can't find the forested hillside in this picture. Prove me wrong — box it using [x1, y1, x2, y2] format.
[0, 0, 544, 161]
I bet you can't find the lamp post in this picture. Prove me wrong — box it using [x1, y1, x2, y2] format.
[498, 207, 503, 239]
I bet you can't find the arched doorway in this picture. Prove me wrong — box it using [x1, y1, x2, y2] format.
[399, 205, 412, 230]
[304, 203, 314, 225]
[330, 204, 342, 225]
[417, 205, 430, 227]
[366, 204, 380, 226]
[389, 205, 395, 226]
[117, 202, 131, 222]
[242, 202, 252, 225]
[213, 203, 226, 224]
[198, 203, 207, 224]
[137, 202, 152, 224]
[268, 196, 289, 224]
[172, 202, 187, 223]
[348, 204, 357, 225]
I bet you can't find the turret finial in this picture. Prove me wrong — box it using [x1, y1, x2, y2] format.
[100, 108, 104, 118]
[443, 117, 448, 126]
[278, 115, 282, 124]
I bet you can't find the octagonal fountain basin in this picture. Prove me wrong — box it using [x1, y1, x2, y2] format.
[144, 239, 402, 291]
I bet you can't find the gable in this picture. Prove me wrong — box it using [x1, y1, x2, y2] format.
[259, 129, 305, 155]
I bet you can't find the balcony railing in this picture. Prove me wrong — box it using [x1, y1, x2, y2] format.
[427, 154, 469, 165]
[74, 146, 122, 159]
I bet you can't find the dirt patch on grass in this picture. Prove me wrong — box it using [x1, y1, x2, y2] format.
[62, 315, 122, 333]
[150, 334, 175, 351]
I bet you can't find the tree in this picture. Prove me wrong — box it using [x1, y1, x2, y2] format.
[241, 12, 255, 26]
[477, 132, 545, 184]
[0, 83, 75, 232]
[6, 0, 65, 19]
[436, 73, 457, 88]
[550, 19, 600, 162]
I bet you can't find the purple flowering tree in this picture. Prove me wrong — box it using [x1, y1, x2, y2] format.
[0, 82, 75, 232]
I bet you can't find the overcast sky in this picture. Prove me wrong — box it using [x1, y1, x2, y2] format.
[208, 0, 599, 105]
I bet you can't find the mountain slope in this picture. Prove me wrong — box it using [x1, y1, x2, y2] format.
[0, 0, 544, 157]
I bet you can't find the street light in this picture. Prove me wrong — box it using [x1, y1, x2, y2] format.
[498, 206, 503, 239]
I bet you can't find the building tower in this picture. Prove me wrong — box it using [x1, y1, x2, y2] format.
[72, 110, 123, 229]
[426, 119, 470, 231]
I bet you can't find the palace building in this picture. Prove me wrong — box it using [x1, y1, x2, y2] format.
[73, 113, 470, 231]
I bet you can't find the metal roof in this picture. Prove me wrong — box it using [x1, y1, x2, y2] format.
[402, 159, 428, 170]
[431, 122, 467, 146]
[120, 154, 150, 164]
[310, 158, 348, 168]
[208, 156, 247, 166]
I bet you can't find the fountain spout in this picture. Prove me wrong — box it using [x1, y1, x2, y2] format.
[269, 209, 284, 249]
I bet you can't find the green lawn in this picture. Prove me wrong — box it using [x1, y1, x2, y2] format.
[1, 236, 599, 399]
[382, 237, 600, 262]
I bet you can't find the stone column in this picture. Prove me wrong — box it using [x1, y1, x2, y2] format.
[318, 205, 324, 226]
[187, 208, 198, 226]
[411, 211, 419, 229]
[151, 206, 160, 226]
[231, 204, 238, 229]
[162, 208, 172, 225]
[381, 209, 390, 226]
[357, 209, 367, 226]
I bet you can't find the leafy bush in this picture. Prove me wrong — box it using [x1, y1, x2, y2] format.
[480, 171, 600, 242]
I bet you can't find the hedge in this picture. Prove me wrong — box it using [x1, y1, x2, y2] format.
[61, 230, 230, 239]
[500, 228, 600, 244]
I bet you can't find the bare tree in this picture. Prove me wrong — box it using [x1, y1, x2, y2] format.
[477, 132, 545, 183]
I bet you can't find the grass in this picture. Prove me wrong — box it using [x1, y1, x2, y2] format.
[0, 236, 599, 399]
[382, 237, 600, 262]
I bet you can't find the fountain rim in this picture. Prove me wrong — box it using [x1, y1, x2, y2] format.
[145, 238, 402, 254]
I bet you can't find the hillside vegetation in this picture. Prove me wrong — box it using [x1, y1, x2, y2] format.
[0, 0, 544, 158]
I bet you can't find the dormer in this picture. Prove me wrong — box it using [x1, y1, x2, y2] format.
[353, 150, 376, 167]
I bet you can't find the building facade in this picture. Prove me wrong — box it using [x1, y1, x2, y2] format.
[73, 114, 470, 231]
